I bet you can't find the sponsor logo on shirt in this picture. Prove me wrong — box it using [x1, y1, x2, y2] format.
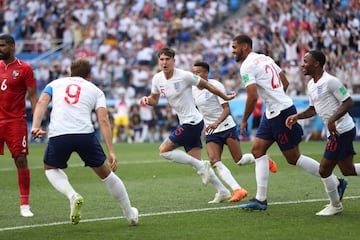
[242, 74, 249, 83]
[339, 85, 347, 95]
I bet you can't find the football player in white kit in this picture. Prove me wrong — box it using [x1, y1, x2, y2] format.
[191, 61, 277, 203]
[286, 50, 359, 216]
[140, 47, 236, 202]
[31, 58, 139, 225]
[231, 35, 346, 213]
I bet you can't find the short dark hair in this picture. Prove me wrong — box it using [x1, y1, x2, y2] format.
[233, 34, 252, 48]
[0, 33, 15, 45]
[157, 47, 175, 58]
[193, 61, 210, 72]
[70, 58, 91, 78]
[308, 50, 326, 68]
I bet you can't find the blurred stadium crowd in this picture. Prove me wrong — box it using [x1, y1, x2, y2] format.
[1, 0, 359, 143]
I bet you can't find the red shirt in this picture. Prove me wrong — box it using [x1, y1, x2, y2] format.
[0, 58, 36, 119]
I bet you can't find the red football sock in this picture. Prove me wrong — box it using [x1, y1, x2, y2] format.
[18, 169, 30, 205]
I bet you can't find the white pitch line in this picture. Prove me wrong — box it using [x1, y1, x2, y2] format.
[0, 159, 165, 172]
[0, 196, 359, 232]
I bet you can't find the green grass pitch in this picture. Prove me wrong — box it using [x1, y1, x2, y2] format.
[0, 141, 359, 240]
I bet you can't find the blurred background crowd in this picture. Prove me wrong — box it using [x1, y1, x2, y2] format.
[1, 0, 359, 143]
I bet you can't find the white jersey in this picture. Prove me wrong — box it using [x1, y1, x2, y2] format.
[151, 68, 202, 125]
[192, 79, 236, 134]
[44, 76, 107, 137]
[240, 52, 293, 119]
[307, 71, 355, 136]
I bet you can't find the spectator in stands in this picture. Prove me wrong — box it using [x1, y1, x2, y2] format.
[49, 64, 64, 83]
[337, 22, 351, 55]
[8, 0, 360, 138]
[139, 103, 157, 143]
[111, 89, 131, 143]
[129, 104, 143, 143]
[131, 63, 151, 97]
[34, 62, 50, 93]
[283, 60, 303, 97]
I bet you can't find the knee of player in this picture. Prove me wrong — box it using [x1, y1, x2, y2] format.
[284, 153, 300, 165]
[14, 156, 28, 168]
[159, 145, 168, 154]
[209, 159, 220, 166]
[318, 165, 334, 178]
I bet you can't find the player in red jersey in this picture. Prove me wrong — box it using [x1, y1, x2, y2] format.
[0, 33, 38, 217]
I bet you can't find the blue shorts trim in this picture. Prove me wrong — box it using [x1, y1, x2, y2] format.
[324, 127, 356, 160]
[44, 133, 107, 169]
[205, 126, 239, 148]
[256, 105, 303, 151]
[169, 121, 204, 152]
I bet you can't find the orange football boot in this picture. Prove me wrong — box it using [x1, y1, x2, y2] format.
[268, 158, 278, 173]
[228, 188, 248, 202]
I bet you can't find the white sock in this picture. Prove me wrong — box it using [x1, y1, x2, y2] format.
[208, 167, 229, 193]
[45, 169, 77, 200]
[321, 175, 341, 207]
[213, 161, 241, 190]
[102, 172, 132, 215]
[296, 155, 320, 177]
[255, 155, 269, 201]
[355, 164, 360, 176]
[237, 153, 255, 165]
[160, 149, 202, 170]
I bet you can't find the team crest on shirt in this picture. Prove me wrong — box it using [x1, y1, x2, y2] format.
[12, 70, 19, 78]
[173, 82, 180, 91]
[205, 91, 210, 99]
[317, 85, 323, 95]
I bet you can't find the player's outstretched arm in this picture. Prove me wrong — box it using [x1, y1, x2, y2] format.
[31, 92, 50, 138]
[140, 93, 160, 107]
[199, 78, 235, 100]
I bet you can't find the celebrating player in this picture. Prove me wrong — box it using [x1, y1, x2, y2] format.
[286, 50, 358, 215]
[232, 34, 346, 213]
[31, 58, 138, 225]
[140, 47, 236, 203]
[191, 61, 277, 203]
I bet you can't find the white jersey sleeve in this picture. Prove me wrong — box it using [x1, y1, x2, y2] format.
[193, 79, 236, 134]
[307, 72, 354, 135]
[240, 52, 293, 119]
[151, 68, 203, 125]
[45, 77, 106, 137]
